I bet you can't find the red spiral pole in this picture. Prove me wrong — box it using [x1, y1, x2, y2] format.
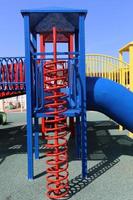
[44, 27, 69, 199]
[44, 60, 69, 199]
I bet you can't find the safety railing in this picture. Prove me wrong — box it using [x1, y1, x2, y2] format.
[32, 56, 78, 112]
[0, 57, 25, 92]
[86, 54, 130, 89]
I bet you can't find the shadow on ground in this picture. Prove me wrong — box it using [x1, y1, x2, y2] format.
[0, 119, 133, 198]
[67, 158, 120, 199]
[0, 125, 26, 165]
[68, 120, 133, 161]
[67, 120, 133, 199]
[0, 123, 49, 164]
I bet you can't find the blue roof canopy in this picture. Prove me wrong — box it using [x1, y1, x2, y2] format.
[21, 9, 87, 33]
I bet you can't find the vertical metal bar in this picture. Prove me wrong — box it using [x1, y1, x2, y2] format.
[35, 61, 38, 109]
[53, 27, 57, 62]
[79, 15, 87, 178]
[75, 30, 81, 160]
[126, 64, 128, 86]
[68, 34, 75, 137]
[24, 15, 34, 180]
[34, 117, 39, 159]
[31, 33, 37, 110]
[32, 32, 40, 160]
[90, 56, 92, 77]
[92, 55, 94, 77]
[40, 34, 46, 139]
[75, 116, 81, 158]
[75, 29, 79, 106]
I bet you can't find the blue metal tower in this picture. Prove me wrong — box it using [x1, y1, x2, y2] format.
[21, 9, 88, 182]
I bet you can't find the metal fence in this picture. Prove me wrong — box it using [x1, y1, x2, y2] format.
[0, 57, 25, 92]
[86, 54, 130, 89]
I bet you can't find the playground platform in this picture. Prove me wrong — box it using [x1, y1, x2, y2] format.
[0, 112, 133, 200]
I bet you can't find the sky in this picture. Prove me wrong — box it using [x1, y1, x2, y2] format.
[0, 0, 133, 58]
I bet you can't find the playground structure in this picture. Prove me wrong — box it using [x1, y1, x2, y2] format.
[21, 9, 88, 199]
[0, 8, 133, 199]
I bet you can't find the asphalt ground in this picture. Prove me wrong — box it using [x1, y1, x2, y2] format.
[0, 111, 133, 200]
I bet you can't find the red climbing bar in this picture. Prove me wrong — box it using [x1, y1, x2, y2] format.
[68, 34, 75, 137]
[40, 34, 46, 139]
[53, 27, 57, 62]
[43, 27, 69, 199]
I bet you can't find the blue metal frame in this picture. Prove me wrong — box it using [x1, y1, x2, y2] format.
[24, 15, 34, 180]
[32, 52, 79, 56]
[21, 9, 88, 181]
[31, 32, 40, 160]
[34, 117, 39, 159]
[75, 116, 81, 158]
[79, 14, 88, 178]
[0, 9, 88, 184]
[74, 29, 81, 158]
[21, 9, 87, 14]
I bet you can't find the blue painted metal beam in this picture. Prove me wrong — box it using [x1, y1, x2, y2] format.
[32, 32, 40, 160]
[75, 29, 79, 108]
[35, 108, 81, 118]
[34, 117, 39, 159]
[75, 116, 81, 158]
[32, 51, 79, 56]
[24, 15, 34, 180]
[79, 14, 88, 178]
[21, 9, 87, 15]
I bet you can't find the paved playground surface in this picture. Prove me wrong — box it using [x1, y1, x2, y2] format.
[0, 112, 133, 200]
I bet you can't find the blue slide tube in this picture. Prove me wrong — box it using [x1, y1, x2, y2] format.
[86, 77, 133, 132]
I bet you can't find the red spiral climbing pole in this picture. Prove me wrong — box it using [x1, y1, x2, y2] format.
[44, 27, 69, 199]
